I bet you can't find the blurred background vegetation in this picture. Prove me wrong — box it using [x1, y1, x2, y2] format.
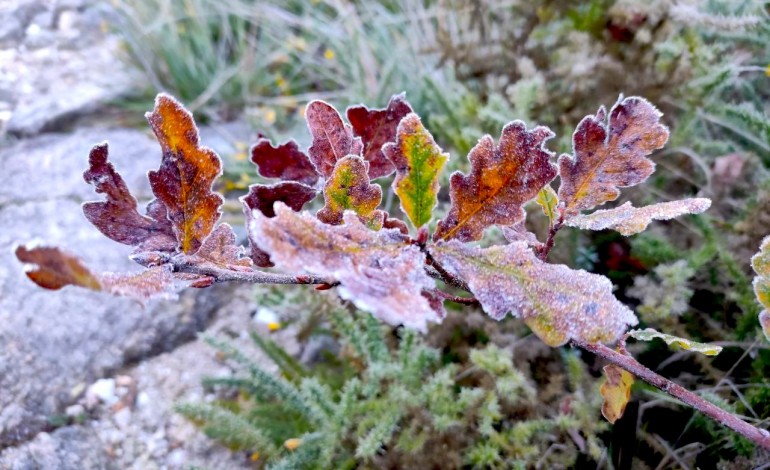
[106, 0, 769, 468]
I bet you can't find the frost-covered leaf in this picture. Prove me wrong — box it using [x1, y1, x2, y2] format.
[435, 122, 557, 242]
[600, 364, 634, 424]
[429, 241, 637, 346]
[347, 93, 413, 179]
[628, 328, 723, 356]
[241, 182, 318, 267]
[306, 100, 363, 177]
[250, 138, 320, 186]
[752, 237, 770, 341]
[536, 184, 558, 224]
[82, 143, 176, 251]
[188, 223, 252, 270]
[15, 244, 175, 302]
[501, 222, 540, 247]
[146, 94, 223, 254]
[248, 204, 439, 331]
[566, 198, 711, 235]
[317, 155, 383, 228]
[558, 97, 669, 217]
[382, 113, 448, 229]
[382, 213, 410, 235]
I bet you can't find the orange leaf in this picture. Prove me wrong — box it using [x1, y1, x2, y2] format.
[146, 94, 224, 254]
[558, 97, 668, 217]
[435, 122, 557, 242]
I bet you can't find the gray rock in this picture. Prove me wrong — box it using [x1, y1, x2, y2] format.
[0, 15, 23, 44]
[0, 426, 113, 470]
[0, 129, 236, 449]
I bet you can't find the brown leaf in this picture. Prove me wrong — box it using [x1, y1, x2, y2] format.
[306, 100, 363, 177]
[566, 198, 711, 235]
[435, 122, 557, 242]
[250, 138, 320, 185]
[249, 204, 440, 331]
[429, 241, 637, 346]
[146, 93, 224, 254]
[188, 223, 252, 270]
[82, 143, 176, 249]
[317, 155, 383, 228]
[241, 182, 318, 267]
[558, 97, 669, 217]
[15, 244, 176, 302]
[347, 93, 413, 179]
[382, 213, 410, 235]
[600, 364, 634, 424]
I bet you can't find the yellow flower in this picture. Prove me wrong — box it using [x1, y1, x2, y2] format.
[249, 452, 261, 462]
[284, 438, 302, 451]
[324, 48, 336, 61]
[267, 321, 281, 332]
[765, 64, 770, 77]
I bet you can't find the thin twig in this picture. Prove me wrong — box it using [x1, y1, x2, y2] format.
[429, 288, 480, 305]
[168, 255, 334, 285]
[574, 339, 770, 450]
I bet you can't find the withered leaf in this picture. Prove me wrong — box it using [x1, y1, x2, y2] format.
[16, 244, 175, 302]
[429, 241, 637, 346]
[188, 223, 252, 270]
[752, 237, 770, 341]
[241, 182, 318, 267]
[250, 138, 320, 186]
[146, 93, 224, 254]
[306, 100, 363, 177]
[82, 143, 176, 250]
[566, 198, 711, 236]
[317, 155, 383, 229]
[558, 97, 669, 217]
[382, 213, 410, 235]
[248, 203, 440, 331]
[347, 93, 413, 179]
[383, 113, 448, 229]
[600, 364, 634, 424]
[435, 122, 557, 242]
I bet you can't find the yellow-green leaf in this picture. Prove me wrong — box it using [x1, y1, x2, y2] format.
[317, 155, 383, 229]
[628, 328, 723, 356]
[600, 364, 634, 424]
[382, 113, 448, 229]
[753, 237, 770, 342]
[536, 184, 558, 223]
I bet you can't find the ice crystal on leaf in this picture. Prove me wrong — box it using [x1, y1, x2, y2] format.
[250, 138, 320, 186]
[752, 237, 770, 341]
[146, 94, 224, 254]
[347, 93, 413, 179]
[317, 155, 384, 229]
[627, 328, 723, 356]
[305, 100, 363, 178]
[15, 245, 175, 303]
[558, 97, 669, 217]
[249, 204, 440, 331]
[82, 143, 176, 252]
[429, 241, 637, 346]
[567, 198, 711, 235]
[382, 113, 448, 229]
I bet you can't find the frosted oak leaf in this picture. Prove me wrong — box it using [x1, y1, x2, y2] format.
[567, 198, 711, 235]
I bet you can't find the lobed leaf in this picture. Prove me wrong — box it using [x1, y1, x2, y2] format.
[82, 143, 176, 251]
[752, 237, 770, 341]
[558, 97, 669, 217]
[15, 244, 175, 302]
[627, 328, 723, 356]
[146, 94, 224, 254]
[382, 113, 448, 229]
[317, 155, 383, 229]
[250, 138, 320, 186]
[241, 182, 318, 267]
[434, 122, 557, 242]
[248, 203, 440, 331]
[188, 223, 252, 270]
[347, 93, 414, 179]
[306, 100, 363, 177]
[566, 198, 711, 236]
[429, 241, 637, 346]
[600, 364, 634, 424]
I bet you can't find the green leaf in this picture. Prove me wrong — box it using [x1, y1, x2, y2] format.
[628, 328, 723, 356]
[382, 113, 448, 229]
[536, 184, 558, 223]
